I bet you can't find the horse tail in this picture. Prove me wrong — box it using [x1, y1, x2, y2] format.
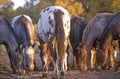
[54, 9, 66, 59]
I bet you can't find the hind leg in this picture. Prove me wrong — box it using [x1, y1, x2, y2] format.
[73, 49, 78, 69]
[42, 54, 48, 77]
[101, 47, 109, 69]
[64, 52, 68, 71]
[108, 46, 114, 70]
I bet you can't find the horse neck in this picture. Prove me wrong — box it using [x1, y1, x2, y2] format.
[5, 33, 18, 53]
[1, 16, 19, 53]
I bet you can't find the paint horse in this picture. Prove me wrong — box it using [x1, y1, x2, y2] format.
[69, 16, 88, 69]
[99, 12, 120, 70]
[77, 13, 115, 71]
[0, 15, 25, 74]
[11, 15, 35, 71]
[37, 6, 70, 78]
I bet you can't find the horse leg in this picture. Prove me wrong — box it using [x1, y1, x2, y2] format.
[52, 56, 59, 79]
[60, 53, 66, 79]
[64, 52, 68, 71]
[7, 51, 16, 73]
[42, 53, 49, 77]
[78, 52, 83, 71]
[108, 46, 114, 70]
[83, 49, 88, 71]
[102, 47, 109, 69]
[83, 47, 91, 71]
[112, 41, 119, 70]
[91, 48, 96, 70]
[73, 49, 78, 69]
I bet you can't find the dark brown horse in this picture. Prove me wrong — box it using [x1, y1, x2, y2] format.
[11, 15, 35, 71]
[77, 13, 115, 71]
[0, 15, 25, 74]
[37, 6, 70, 78]
[99, 12, 120, 70]
[69, 16, 88, 69]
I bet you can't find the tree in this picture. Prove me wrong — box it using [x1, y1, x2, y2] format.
[54, 0, 84, 17]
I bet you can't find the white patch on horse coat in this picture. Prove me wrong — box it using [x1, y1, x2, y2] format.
[37, 6, 70, 42]
[64, 52, 68, 71]
[114, 50, 117, 61]
[91, 49, 96, 69]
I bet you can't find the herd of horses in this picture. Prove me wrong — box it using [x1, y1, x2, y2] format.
[1, 6, 120, 78]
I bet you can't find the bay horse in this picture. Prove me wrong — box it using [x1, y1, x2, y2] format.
[11, 15, 35, 71]
[99, 12, 120, 70]
[77, 13, 115, 71]
[0, 15, 25, 74]
[37, 6, 70, 78]
[69, 16, 88, 69]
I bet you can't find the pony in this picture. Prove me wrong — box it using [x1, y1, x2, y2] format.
[99, 12, 120, 70]
[11, 15, 35, 71]
[77, 13, 115, 71]
[69, 16, 88, 69]
[0, 15, 25, 74]
[37, 6, 70, 78]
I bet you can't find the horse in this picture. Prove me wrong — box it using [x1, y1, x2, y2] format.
[69, 16, 88, 69]
[0, 15, 25, 74]
[77, 13, 115, 71]
[99, 12, 120, 70]
[11, 15, 35, 71]
[37, 6, 70, 78]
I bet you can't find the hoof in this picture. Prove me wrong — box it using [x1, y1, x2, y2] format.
[42, 73, 48, 77]
[20, 70, 26, 75]
[53, 72, 60, 79]
[61, 71, 65, 77]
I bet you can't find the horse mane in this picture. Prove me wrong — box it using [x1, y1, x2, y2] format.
[100, 12, 120, 48]
[2, 16, 20, 45]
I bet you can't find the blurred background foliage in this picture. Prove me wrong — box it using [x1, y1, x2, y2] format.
[0, 0, 120, 23]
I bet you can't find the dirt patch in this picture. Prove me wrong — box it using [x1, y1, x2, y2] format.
[0, 53, 120, 79]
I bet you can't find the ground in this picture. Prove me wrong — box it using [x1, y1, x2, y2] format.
[0, 52, 120, 79]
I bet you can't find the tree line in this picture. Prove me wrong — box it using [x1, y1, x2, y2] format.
[0, 0, 120, 23]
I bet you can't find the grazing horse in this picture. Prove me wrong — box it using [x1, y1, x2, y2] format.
[37, 6, 70, 78]
[69, 16, 88, 69]
[77, 13, 115, 71]
[99, 12, 120, 70]
[0, 16, 25, 74]
[11, 15, 35, 71]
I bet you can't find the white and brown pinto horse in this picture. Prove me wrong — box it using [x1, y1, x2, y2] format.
[37, 6, 70, 78]
[77, 13, 116, 71]
[0, 16, 25, 74]
[11, 15, 35, 71]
